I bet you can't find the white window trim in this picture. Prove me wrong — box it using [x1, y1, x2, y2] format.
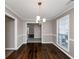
[56, 14, 70, 52]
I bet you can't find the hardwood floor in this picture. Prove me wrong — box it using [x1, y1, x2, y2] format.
[6, 43, 70, 59]
[5, 50, 14, 58]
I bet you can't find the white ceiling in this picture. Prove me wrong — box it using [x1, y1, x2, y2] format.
[5, 0, 74, 20]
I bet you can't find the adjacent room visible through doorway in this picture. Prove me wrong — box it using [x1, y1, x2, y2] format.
[27, 23, 41, 43]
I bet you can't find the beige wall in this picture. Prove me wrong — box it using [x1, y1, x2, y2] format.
[5, 15, 15, 48]
[52, 8, 74, 58]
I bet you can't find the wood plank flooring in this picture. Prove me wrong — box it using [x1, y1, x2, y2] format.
[6, 43, 70, 59]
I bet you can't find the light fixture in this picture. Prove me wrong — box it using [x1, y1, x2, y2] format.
[36, 0, 46, 23]
[43, 18, 46, 22]
[36, 16, 40, 21]
[36, 19, 39, 23]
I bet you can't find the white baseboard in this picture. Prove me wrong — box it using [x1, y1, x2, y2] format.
[16, 42, 27, 50]
[16, 42, 24, 50]
[5, 42, 27, 51]
[42, 42, 53, 43]
[6, 42, 24, 50]
[5, 48, 17, 50]
[23, 42, 27, 44]
[52, 42, 74, 59]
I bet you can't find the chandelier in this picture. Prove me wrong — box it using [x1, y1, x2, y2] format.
[36, 0, 46, 23]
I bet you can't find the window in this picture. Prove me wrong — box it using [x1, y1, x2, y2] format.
[57, 15, 69, 51]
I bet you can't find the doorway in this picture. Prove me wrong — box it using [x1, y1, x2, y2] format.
[27, 23, 41, 43]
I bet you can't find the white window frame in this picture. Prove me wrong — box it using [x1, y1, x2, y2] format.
[57, 14, 70, 52]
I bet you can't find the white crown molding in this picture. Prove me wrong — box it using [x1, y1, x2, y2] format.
[5, 12, 17, 20]
[5, 5, 41, 21]
[5, 4, 24, 20]
[52, 2, 74, 20]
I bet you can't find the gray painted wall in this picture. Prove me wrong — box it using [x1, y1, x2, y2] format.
[17, 19, 24, 47]
[23, 21, 27, 43]
[42, 21, 54, 43]
[5, 15, 15, 48]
